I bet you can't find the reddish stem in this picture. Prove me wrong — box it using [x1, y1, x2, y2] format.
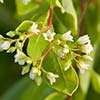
[48, 6, 54, 29]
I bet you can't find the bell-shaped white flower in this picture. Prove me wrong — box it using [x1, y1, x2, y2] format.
[57, 49, 64, 58]
[43, 30, 56, 42]
[14, 50, 27, 65]
[0, 0, 4, 3]
[77, 60, 89, 74]
[47, 72, 59, 85]
[29, 22, 40, 34]
[22, 0, 31, 5]
[62, 31, 73, 42]
[77, 35, 90, 44]
[29, 67, 41, 80]
[81, 41, 93, 54]
[63, 45, 69, 54]
[0, 41, 10, 50]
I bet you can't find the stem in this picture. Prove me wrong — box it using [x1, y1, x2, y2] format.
[48, 6, 54, 29]
[41, 46, 52, 59]
[66, 96, 71, 100]
[79, 0, 88, 35]
[25, 6, 54, 39]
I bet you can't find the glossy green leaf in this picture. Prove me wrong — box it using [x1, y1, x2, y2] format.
[16, 20, 33, 32]
[27, 33, 49, 60]
[44, 92, 66, 100]
[62, 0, 78, 34]
[16, 0, 39, 15]
[91, 70, 100, 93]
[43, 51, 79, 96]
[1, 77, 52, 100]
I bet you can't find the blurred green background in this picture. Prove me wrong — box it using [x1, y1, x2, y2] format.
[0, 0, 100, 100]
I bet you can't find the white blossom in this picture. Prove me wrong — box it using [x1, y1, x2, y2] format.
[77, 35, 90, 44]
[57, 49, 64, 58]
[29, 67, 41, 80]
[29, 22, 40, 34]
[0, 41, 10, 50]
[22, 0, 31, 5]
[0, 0, 4, 3]
[82, 55, 93, 61]
[63, 45, 69, 54]
[14, 50, 27, 65]
[62, 31, 73, 42]
[81, 41, 93, 54]
[47, 72, 59, 85]
[78, 60, 89, 74]
[43, 30, 56, 42]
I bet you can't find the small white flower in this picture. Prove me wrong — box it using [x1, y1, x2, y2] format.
[82, 55, 93, 61]
[81, 42, 93, 54]
[63, 45, 69, 54]
[14, 50, 27, 65]
[22, 0, 31, 5]
[77, 35, 90, 44]
[29, 22, 40, 34]
[78, 60, 89, 74]
[62, 31, 73, 42]
[57, 49, 64, 58]
[0, 41, 10, 50]
[43, 30, 56, 42]
[56, 40, 61, 45]
[29, 67, 41, 80]
[47, 72, 59, 85]
[0, 0, 4, 3]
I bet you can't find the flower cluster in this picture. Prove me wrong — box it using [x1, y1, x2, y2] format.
[52, 31, 93, 74]
[0, 21, 93, 87]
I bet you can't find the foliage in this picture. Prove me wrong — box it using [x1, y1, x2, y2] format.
[0, 0, 100, 100]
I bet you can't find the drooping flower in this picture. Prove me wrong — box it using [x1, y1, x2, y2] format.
[29, 67, 41, 80]
[14, 50, 27, 65]
[22, 0, 31, 5]
[63, 44, 69, 54]
[77, 60, 89, 74]
[0, 0, 4, 3]
[57, 49, 64, 58]
[62, 31, 73, 42]
[77, 35, 90, 45]
[29, 22, 40, 34]
[43, 30, 56, 42]
[0, 41, 10, 50]
[81, 41, 93, 54]
[47, 72, 59, 85]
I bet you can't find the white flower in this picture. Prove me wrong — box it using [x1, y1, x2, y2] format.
[0, 0, 4, 3]
[57, 49, 64, 58]
[77, 35, 90, 44]
[22, 0, 31, 5]
[47, 72, 59, 85]
[62, 31, 73, 42]
[82, 55, 93, 61]
[29, 67, 41, 80]
[14, 50, 27, 65]
[43, 30, 56, 42]
[0, 41, 10, 50]
[29, 22, 40, 34]
[81, 41, 93, 54]
[63, 45, 69, 54]
[77, 60, 89, 74]
[56, 40, 61, 45]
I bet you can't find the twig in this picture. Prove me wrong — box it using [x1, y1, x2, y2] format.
[79, 0, 88, 36]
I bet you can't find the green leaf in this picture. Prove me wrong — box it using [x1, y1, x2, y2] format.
[16, 0, 39, 15]
[62, 0, 78, 34]
[1, 77, 52, 100]
[43, 51, 79, 96]
[27, 33, 49, 60]
[16, 20, 33, 32]
[44, 92, 66, 100]
[91, 70, 100, 93]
